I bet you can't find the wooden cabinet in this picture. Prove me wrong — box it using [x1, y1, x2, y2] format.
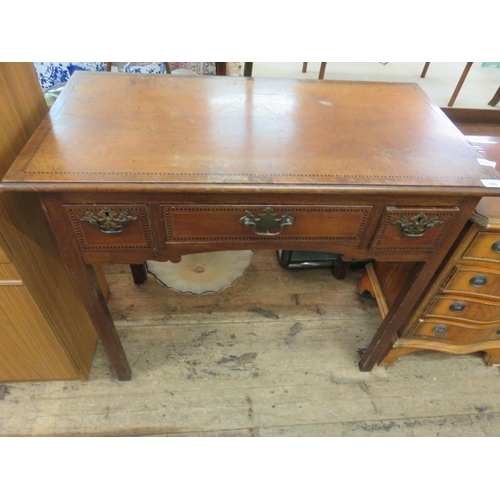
[361, 218, 500, 365]
[359, 127, 500, 367]
[0, 63, 98, 382]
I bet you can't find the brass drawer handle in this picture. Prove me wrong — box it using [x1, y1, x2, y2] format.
[239, 207, 295, 236]
[78, 207, 138, 234]
[449, 302, 466, 313]
[391, 213, 444, 237]
[432, 325, 448, 338]
[492, 241, 500, 253]
[470, 275, 488, 288]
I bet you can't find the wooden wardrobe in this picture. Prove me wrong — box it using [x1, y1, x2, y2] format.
[0, 62, 98, 381]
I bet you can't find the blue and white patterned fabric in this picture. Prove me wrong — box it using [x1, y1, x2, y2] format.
[123, 62, 167, 74]
[33, 62, 107, 89]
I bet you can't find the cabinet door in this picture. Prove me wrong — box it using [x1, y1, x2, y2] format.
[0, 63, 98, 381]
[0, 284, 80, 381]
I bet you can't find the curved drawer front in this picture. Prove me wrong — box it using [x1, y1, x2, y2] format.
[65, 204, 155, 251]
[424, 295, 500, 323]
[464, 232, 500, 263]
[444, 266, 500, 299]
[412, 320, 500, 343]
[163, 205, 372, 242]
[370, 207, 459, 252]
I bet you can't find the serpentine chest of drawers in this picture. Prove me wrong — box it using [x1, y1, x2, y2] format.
[365, 171, 500, 366]
[2, 72, 500, 380]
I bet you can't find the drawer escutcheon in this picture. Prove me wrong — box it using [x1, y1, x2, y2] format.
[391, 213, 444, 237]
[470, 275, 488, 288]
[449, 302, 466, 313]
[78, 207, 138, 234]
[491, 241, 500, 254]
[239, 207, 295, 236]
[432, 325, 448, 338]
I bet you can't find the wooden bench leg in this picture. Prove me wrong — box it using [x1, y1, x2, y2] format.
[420, 62, 430, 78]
[302, 62, 308, 73]
[215, 62, 227, 76]
[357, 269, 375, 297]
[130, 263, 148, 284]
[333, 260, 350, 280]
[318, 62, 327, 80]
[484, 349, 500, 366]
[87, 265, 131, 380]
[448, 62, 473, 107]
[488, 86, 500, 107]
[42, 198, 132, 381]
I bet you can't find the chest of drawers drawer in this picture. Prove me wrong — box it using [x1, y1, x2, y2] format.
[443, 266, 500, 299]
[411, 320, 500, 343]
[424, 295, 500, 323]
[463, 232, 500, 262]
[163, 205, 373, 243]
[65, 204, 155, 251]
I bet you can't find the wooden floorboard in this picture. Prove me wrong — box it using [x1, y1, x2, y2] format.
[1, 250, 500, 436]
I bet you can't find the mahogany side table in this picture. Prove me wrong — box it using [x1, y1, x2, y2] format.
[2, 72, 500, 380]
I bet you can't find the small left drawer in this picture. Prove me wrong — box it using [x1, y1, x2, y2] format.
[65, 204, 155, 251]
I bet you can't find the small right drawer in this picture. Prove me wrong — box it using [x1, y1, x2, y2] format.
[464, 232, 500, 263]
[370, 207, 459, 253]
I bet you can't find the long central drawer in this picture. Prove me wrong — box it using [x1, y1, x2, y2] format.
[163, 205, 373, 242]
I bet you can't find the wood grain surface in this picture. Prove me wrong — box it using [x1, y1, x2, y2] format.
[0, 63, 98, 381]
[4, 72, 499, 190]
[1, 251, 500, 436]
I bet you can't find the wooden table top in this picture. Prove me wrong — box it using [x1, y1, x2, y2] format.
[4, 72, 500, 194]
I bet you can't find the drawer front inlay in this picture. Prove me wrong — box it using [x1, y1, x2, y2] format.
[66, 204, 154, 251]
[163, 205, 373, 242]
[370, 207, 459, 252]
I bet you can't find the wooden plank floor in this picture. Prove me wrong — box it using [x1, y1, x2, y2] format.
[2, 250, 500, 436]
